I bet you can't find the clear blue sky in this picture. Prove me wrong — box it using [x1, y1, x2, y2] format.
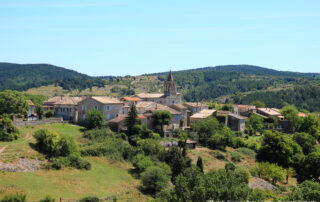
[1, 0, 319, 76]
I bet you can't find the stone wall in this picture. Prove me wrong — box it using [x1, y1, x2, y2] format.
[13, 117, 63, 126]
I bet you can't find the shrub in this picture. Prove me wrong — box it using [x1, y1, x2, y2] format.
[44, 110, 54, 118]
[287, 180, 320, 201]
[231, 152, 241, 162]
[141, 165, 171, 194]
[215, 151, 226, 160]
[46, 153, 91, 170]
[0, 115, 20, 141]
[79, 196, 99, 202]
[83, 128, 116, 141]
[132, 153, 154, 174]
[234, 167, 250, 183]
[33, 129, 60, 156]
[0, 193, 27, 202]
[249, 189, 271, 201]
[137, 138, 164, 156]
[207, 134, 227, 150]
[225, 162, 236, 171]
[231, 137, 248, 148]
[237, 147, 256, 157]
[85, 109, 105, 130]
[39, 196, 55, 202]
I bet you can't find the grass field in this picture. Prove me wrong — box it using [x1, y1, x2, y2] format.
[0, 123, 150, 201]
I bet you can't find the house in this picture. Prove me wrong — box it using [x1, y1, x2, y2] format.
[42, 96, 83, 121]
[53, 97, 83, 122]
[170, 104, 190, 127]
[134, 71, 182, 106]
[233, 104, 256, 117]
[183, 102, 209, 114]
[135, 101, 182, 133]
[213, 110, 230, 125]
[256, 108, 281, 118]
[109, 114, 147, 132]
[78, 96, 124, 123]
[26, 100, 35, 117]
[227, 113, 247, 132]
[190, 109, 216, 124]
[120, 97, 142, 115]
[186, 140, 197, 149]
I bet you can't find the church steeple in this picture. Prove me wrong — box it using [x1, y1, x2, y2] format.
[164, 70, 177, 96]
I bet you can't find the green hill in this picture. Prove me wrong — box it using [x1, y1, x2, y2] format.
[0, 63, 104, 91]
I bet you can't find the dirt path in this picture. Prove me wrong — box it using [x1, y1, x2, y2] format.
[0, 145, 8, 154]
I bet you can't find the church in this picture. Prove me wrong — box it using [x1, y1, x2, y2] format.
[134, 71, 182, 106]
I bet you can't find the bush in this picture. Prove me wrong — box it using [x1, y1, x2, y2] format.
[0, 193, 27, 202]
[231, 137, 248, 148]
[39, 196, 55, 202]
[207, 134, 227, 150]
[132, 153, 154, 174]
[225, 162, 236, 171]
[231, 152, 241, 162]
[215, 151, 226, 160]
[44, 110, 54, 118]
[287, 180, 320, 201]
[46, 153, 91, 170]
[234, 167, 250, 183]
[248, 189, 271, 201]
[85, 109, 105, 130]
[79, 196, 99, 202]
[141, 165, 171, 194]
[237, 147, 256, 157]
[0, 115, 20, 141]
[83, 128, 116, 141]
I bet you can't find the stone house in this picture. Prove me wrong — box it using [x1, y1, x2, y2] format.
[170, 104, 190, 127]
[233, 104, 256, 117]
[190, 109, 216, 124]
[227, 113, 247, 133]
[77, 96, 124, 123]
[120, 97, 142, 115]
[42, 96, 83, 122]
[108, 114, 147, 132]
[183, 102, 209, 114]
[53, 97, 83, 122]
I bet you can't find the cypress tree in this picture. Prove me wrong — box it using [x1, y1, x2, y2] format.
[196, 156, 204, 173]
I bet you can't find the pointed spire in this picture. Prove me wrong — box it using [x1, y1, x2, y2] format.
[167, 70, 174, 81]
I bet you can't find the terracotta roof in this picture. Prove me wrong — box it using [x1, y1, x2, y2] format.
[121, 97, 142, 102]
[233, 104, 256, 112]
[190, 109, 216, 119]
[135, 93, 164, 99]
[298, 112, 306, 118]
[183, 102, 208, 108]
[137, 114, 147, 119]
[91, 96, 123, 104]
[26, 100, 34, 106]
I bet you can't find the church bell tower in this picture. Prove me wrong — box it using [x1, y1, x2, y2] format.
[164, 70, 177, 96]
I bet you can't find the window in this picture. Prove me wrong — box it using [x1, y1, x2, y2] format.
[83, 114, 86, 120]
[116, 114, 119, 117]
[106, 105, 110, 111]
[82, 105, 86, 111]
[94, 105, 98, 110]
[106, 114, 110, 120]
[177, 115, 179, 121]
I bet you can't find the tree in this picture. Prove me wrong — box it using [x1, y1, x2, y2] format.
[0, 114, 20, 141]
[245, 115, 264, 135]
[191, 117, 220, 145]
[299, 114, 320, 140]
[257, 131, 303, 169]
[35, 106, 44, 120]
[297, 152, 320, 181]
[266, 163, 286, 185]
[141, 165, 172, 195]
[281, 105, 301, 133]
[45, 110, 54, 118]
[85, 109, 105, 129]
[151, 110, 171, 136]
[197, 156, 204, 173]
[0, 90, 29, 115]
[222, 104, 233, 112]
[125, 104, 139, 136]
[251, 100, 265, 108]
[287, 180, 320, 201]
[293, 132, 316, 155]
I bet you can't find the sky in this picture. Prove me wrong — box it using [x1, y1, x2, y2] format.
[0, 0, 320, 76]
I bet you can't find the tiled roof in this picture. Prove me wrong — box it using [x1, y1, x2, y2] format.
[26, 100, 34, 106]
[170, 104, 187, 110]
[109, 114, 147, 123]
[91, 96, 123, 104]
[43, 96, 83, 106]
[257, 108, 281, 116]
[190, 109, 216, 119]
[137, 102, 181, 115]
[121, 97, 142, 102]
[135, 93, 164, 99]
[184, 102, 208, 108]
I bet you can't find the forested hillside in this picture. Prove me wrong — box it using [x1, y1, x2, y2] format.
[0, 63, 104, 91]
[232, 84, 320, 112]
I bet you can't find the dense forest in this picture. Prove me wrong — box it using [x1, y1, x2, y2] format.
[233, 84, 320, 112]
[0, 63, 104, 91]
